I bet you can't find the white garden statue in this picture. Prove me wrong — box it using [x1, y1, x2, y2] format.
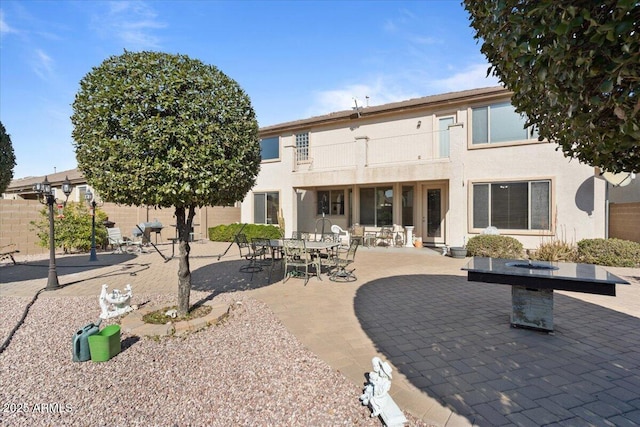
[99, 284, 134, 319]
[360, 356, 407, 426]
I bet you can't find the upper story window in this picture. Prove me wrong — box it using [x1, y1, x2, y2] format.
[295, 132, 309, 162]
[260, 136, 279, 161]
[472, 102, 538, 145]
[438, 116, 454, 158]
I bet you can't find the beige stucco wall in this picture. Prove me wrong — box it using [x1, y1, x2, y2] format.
[242, 94, 611, 250]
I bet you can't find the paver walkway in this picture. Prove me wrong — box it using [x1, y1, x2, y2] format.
[1, 241, 639, 426]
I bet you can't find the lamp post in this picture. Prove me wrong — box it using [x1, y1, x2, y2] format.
[85, 189, 98, 262]
[33, 175, 73, 291]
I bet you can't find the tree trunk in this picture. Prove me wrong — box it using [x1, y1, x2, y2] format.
[176, 205, 195, 315]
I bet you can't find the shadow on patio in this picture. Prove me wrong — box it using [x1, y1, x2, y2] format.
[0, 253, 139, 284]
[190, 257, 284, 305]
[354, 274, 640, 426]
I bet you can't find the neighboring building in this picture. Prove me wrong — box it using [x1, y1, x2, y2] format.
[3, 169, 88, 203]
[241, 86, 620, 249]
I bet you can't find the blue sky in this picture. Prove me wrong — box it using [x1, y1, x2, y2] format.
[0, 0, 499, 179]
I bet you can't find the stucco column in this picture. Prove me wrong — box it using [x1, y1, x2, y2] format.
[447, 122, 467, 248]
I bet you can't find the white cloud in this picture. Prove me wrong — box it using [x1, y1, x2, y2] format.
[429, 62, 501, 93]
[306, 77, 421, 118]
[0, 10, 17, 35]
[32, 48, 54, 80]
[93, 1, 166, 50]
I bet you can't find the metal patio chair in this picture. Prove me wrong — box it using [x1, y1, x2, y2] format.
[329, 239, 358, 282]
[283, 238, 321, 285]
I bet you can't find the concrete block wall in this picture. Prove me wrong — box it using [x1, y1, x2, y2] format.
[609, 202, 640, 243]
[0, 199, 240, 257]
[0, 199, 46, 256]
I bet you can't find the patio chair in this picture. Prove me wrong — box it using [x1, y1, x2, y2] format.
[0, 244, 19, 265]
[283, 238, 321, 285]
[252, 237, 279, 282]
[376, 227, 394, 247]
[316, 232, 339, 268]
[329, 239, 358, 282]
[291, 231, 311, 241]
[350, 224, 365, 246]
[330, 225, 350, 247]
[235, 233, 265, 280]
[107, 228, 143, 254]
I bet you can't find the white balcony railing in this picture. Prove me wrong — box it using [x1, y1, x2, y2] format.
[293, 130, 446, 172]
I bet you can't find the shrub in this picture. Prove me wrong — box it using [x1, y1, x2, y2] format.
[208, 223, 282, 242]
[466, 235, 524, 258]
[577, 238, 640, 267]
[30, 202, 108, 253]
[531, 239, 578, 262]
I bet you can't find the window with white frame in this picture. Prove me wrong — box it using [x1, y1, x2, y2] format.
[254, 192, 279, 224]
[472, 180, 551, 231]
[472, 102, 538, 145]
[295, 132, 309, 162]
[260, 136, 279, 161]
[438, 116, 454, 158]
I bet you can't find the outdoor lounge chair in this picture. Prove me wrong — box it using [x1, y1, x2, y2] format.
[1, 244, 19, 265]
[107, 228, 143, 254]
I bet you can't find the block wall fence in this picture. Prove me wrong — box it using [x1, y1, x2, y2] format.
[0, 199, 240, 257]
[609, 202, 640, 244]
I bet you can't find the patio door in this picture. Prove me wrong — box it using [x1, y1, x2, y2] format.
[422, 185, 446, 245]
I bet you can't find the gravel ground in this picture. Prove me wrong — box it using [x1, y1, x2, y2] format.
[0, 291, 429, 426]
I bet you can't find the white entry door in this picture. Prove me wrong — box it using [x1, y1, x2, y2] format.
[422, 185, 446, 245]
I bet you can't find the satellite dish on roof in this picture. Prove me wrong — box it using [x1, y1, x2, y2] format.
[601, 171, 636, 187]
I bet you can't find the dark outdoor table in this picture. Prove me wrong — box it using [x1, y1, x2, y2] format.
[462, 257, 630, 332]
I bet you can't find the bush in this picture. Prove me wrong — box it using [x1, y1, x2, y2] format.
[30, 202, 108, 253]
[577, 238, 640, 267]
[466, 235, 524, 258]
[208, 223, 283, 242]
[531, 239, 577, 262]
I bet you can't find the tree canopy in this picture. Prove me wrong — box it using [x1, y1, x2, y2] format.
[71, 51, 261, 314]
[0, 121, 17, 194]
[71, 51, 260, 209]
[464, 0, 639, 173]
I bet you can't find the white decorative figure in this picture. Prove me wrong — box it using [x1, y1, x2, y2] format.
[99, 284, 134, 319]
[360, 357, 392, 417]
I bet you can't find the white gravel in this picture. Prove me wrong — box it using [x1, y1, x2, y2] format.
[0, 291, 429, 426]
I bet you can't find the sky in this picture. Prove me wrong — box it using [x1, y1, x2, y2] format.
[0, 0, 499, 179]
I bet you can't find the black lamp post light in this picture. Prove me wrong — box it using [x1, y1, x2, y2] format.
[33, 175, 73, 291]
[84, 189, 103, 262]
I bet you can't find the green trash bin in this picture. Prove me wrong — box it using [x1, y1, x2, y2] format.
[88, 325, 121, 362]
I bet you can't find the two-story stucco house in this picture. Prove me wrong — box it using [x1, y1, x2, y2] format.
[241, 86, 609, 250]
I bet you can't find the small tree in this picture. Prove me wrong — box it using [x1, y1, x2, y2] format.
[464, 0, 639, 173]
[0, 121, 17, 194]
[71, 51, 260, 315]
[31, 202, 108, 253]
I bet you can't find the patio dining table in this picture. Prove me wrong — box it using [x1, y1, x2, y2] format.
[268, 239, 339, 252]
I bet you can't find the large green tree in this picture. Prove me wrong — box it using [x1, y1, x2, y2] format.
[71, 51, 260, 314]
[464, 0, 639, 173]
[0, 121, 17, 194]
